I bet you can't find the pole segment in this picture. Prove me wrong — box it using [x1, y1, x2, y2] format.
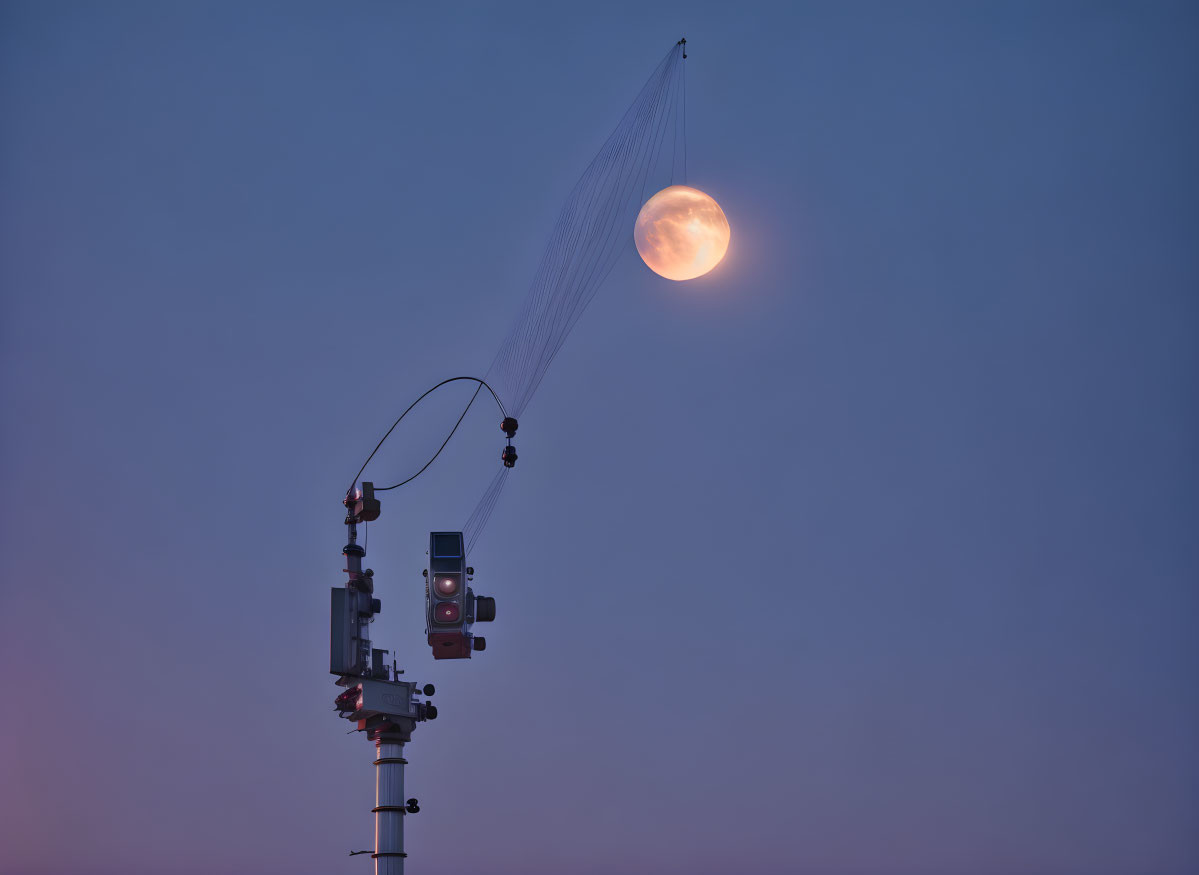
[371, 726, 411, 875]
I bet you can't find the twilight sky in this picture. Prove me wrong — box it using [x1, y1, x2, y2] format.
[1, 2, 1196, 874]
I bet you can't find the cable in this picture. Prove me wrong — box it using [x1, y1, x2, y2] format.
[349, 42, 686, 551]
[375, 383, 482, 491]
[669, 58, 684, 185]
[348, 376, 506, 497]
[486, 43, 685, 419]
[464, 467, 509, 553]
[486, 45, 680, 405]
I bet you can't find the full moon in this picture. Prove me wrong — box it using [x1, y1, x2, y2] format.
[634, 185, 731, 281]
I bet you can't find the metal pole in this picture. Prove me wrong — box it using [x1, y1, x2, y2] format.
[371, 728, 409, 875]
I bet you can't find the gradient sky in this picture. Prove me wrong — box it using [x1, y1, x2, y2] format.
[2, 3, 1197, 874]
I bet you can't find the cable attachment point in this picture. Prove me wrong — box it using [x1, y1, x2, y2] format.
[501, 417, 519, 439]
[501, 444, 518, 468]
[677, 36, 686, 58]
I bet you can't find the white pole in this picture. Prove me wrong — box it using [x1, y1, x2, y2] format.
[372, 734, 407, 875]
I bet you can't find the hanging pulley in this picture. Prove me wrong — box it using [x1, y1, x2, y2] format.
[501, 417, 519, 468]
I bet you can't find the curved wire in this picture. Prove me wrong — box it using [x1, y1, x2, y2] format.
[348, 376, 507, 497]
[375, 383, 481, 492]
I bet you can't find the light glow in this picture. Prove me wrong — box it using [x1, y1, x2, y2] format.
[634, 185, 731, 281]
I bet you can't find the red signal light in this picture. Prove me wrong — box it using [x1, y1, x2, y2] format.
[434, 576, 459, 597]
[435, 602, 460, 623]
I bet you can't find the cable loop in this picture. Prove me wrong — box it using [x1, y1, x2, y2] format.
[348, 376, 507, 497]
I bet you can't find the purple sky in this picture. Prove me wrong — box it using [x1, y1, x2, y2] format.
[2, 2, 1197, 874]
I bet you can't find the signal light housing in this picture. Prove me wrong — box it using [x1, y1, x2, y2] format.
[331, 678, 424, 722]
[348, 481, 381, 522]
[425, 531, 497, 659]
[426, 532, 469, 658]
